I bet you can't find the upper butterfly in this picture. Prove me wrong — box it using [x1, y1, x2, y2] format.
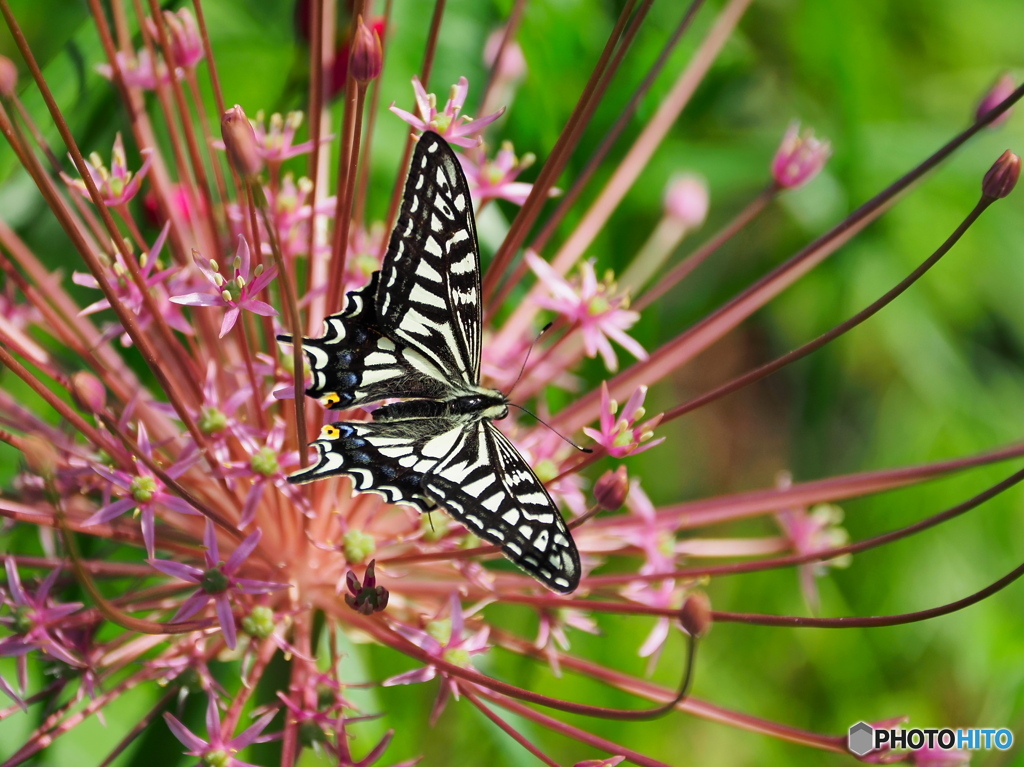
[278, 131, 581, 593]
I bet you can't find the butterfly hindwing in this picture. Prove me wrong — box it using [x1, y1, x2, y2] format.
[377, 132, 482, 386]
[422, 421, 581, 594]
[288, 416, 474, 511]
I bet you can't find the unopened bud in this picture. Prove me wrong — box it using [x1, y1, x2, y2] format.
[663, 175, 708, 229]
[349, 17, 382, 84]
[976, 73, 1015, 128]
[593, 466, 629, 511]
[0, 55, 17, 98]
[20, 434, 58, 480]
[221, 105, 264, 179]
[70, 371, 106, 413]
[344, 559, 389, 614]
[679, 591, 712, 638]
[982, 150, 1021, 200]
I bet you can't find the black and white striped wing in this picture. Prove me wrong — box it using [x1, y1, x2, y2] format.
[422, 421, 581, 593]
[281, 272, 457, 410]
[376, 131, 483, 387]
[288, 416, 469, 511]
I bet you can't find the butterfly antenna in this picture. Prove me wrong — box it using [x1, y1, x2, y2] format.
[507, 403, 593, 454]
[505, 322, 552, 399]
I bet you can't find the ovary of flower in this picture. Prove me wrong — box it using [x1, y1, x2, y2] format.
[582, 381, 664, 457]
[170, 235, 278, 337]
[389, 76, 505, 148]
[526, 252, 648, 372]
[61, 133, 153, 207]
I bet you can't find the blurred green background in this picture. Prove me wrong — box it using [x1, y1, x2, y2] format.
[2, 0, 1024, 765]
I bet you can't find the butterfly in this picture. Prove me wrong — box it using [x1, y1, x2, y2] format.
[279, 131, 581, 593]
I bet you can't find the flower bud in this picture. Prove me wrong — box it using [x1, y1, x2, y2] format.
[771, 122, 831, 189]
[221, 105, 264, 179]
[982, 150, 1021, 200]
[349, 17, 382, 84]
[162, 9, 204, 70]
[679, 591, 712, 638]
[663, 174, 708, 229]
[484, 27, 526, 83]
[975, 73, 1015, 128]
[70, 371, 106, 413]
[20, 434, 58, 480]
[0, 55, 17, 98]
[593, 466, 629, 511]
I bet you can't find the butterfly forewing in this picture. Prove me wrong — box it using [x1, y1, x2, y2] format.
[285, 131, 582, 593]
[377, 132, 483, 386]
[284, 273, 456, 410]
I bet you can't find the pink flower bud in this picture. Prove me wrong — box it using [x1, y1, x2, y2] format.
[663, 174, 708, 229]
[982, 150, 1021, 200]
[70, 371, 106, 413]
[771, 122, 831, 189]
[349, 17, 383, 84]
[975, 73, 1015, 128]
[20, 434, 58, 480]
[162, 8, 204, 70]
[221, 105, 264, 179]
[680, 591, 712, 638]
[0, 55, 17, 98]
[593, 466, 629, 511]
[484, 27, 526, 82]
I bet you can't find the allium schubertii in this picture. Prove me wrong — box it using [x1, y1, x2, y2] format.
[1, 2, 1023, 765]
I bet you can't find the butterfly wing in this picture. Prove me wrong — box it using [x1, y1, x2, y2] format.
[281, 272, 457, 410]
[288, 416, 470, 511]
[280, 131, 483, 408]
[375, 131, 483, 387]
[422, 420, 581, 593]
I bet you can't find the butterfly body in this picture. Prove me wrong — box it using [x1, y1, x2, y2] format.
[281, 131, 580, 593]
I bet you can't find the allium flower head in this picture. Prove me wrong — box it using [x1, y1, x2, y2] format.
[1, 3, 1022, 766]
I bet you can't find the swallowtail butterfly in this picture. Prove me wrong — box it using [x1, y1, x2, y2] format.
[280, 131, 581, 593]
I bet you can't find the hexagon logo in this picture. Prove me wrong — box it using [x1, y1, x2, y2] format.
[848, 721, 875, 756]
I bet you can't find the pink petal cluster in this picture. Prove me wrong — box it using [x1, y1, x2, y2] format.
[150, 521, 288, 649]
[771, 121, 831, 189]
[458, 141, 548, 206]
[583, 381, 664, 457]
[61, 133, 152, 207]
[171, 235, 278, 337]
[527, 253, 648, 372]
[390, 76, 505, 148]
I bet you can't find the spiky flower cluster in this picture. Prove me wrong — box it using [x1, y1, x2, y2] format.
[0, 4, 1021, 767]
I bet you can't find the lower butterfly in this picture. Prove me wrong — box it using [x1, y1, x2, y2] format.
[278, 131, 581, 593]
